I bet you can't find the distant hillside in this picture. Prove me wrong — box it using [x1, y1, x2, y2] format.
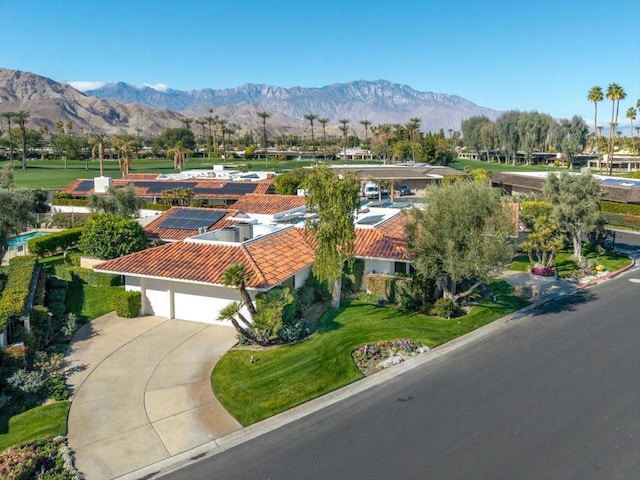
[0, 68, 185, 135]
[84, 79, 502, 135]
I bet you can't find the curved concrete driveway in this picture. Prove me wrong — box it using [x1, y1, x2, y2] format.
[65, 313, 241, 480]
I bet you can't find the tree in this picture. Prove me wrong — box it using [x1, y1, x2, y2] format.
[79, 213, 148, 260]
[461, 116, 491, 155]
[605, 83, 626, 175]
[87, 185, 143, 218]
[318, 118, 329, 160]
[167, 142, 193, 171]
[543, 172, 603, 261]
[257, 111, 271, 165]
[112, 135, 137, 176]
[1, 111, 16, 165]
[0, 186, 49, 259]
[587, 86, 603, 154]
[13, 111, 30, 170]
[496, 111, 521, 164]
[519, 201, 563, 268]
[626, 107, 637, 143]
[273, 168, 310, 195]
[406, 180, 514, 305]
[304, 113, 318, 163]
[338, 119, 350, 159]
[550, 116, 589, 168]
[303, 165, 360, 308]
[156, 128, 196, 152]
[89, 132, 107, 176]
[360, 119, 372, 159]
[405, 117, 421, 162]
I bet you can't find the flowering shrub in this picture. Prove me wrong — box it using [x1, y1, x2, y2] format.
[353, 339, 419, 363]
[530, 266, 556, 277]
[0, 438, 83, 480]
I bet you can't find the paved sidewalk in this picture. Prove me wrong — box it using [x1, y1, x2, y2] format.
[65, 314, 240, 480]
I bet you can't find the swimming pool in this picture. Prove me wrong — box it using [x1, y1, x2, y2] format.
[7, 231, 50, 248]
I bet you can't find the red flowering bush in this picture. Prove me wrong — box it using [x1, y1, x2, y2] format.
[531, 266, 556, 277]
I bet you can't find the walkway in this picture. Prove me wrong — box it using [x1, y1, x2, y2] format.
[65, 313, 241, 480]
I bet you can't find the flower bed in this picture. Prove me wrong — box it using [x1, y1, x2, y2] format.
[530, 266, 556, 277]
[352, 339, 429, 376]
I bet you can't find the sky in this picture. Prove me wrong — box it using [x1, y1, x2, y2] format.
[2, 0, 639, 123]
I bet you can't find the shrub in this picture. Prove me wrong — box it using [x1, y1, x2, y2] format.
[0, 256, 38, 331]
[114, 290, 140, 318]
[357, 292, 379, 304]
[53, 264, 121, 287]
[28, 227, 83, 258]
[79, 213, 148, 260]
[0, 444, 39, 480]
[45, 287, 67, 320]
[278, 318, 314, 343]
[430, 298, 456, 319]
[50, 212, 89, 229]
[30, 305, 54, 349]
[6, 369, 45, 396]
[45, 373, 69, 401]
[342, 259, 365, 296]
[366, 274, 412, 304]
[530, 266, 556, 277]
[61, 312, 79, 340]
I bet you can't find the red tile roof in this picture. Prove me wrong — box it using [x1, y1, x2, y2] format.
[354, 212, 410, 261]
[95, 226, 315, 289]
[231, 194, 307, 214]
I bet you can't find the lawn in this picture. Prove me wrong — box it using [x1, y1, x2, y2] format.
[0, 402, 70, 451]
[9, 156, 382, 189]
[509, 247, 632, 277]
[212, 280, 527, 426]
[66, 284, 124, 324]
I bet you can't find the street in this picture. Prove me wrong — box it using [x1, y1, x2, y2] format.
[160, 266, 640, 480]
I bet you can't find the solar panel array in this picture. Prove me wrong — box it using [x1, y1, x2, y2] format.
[357, 215, 385, 225]
[75, 180, 95, 192]
[128, 181, 258, 196]
[158, 209, 226, 230]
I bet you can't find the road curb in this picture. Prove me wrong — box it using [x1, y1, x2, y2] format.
[576, 257, 636, 289]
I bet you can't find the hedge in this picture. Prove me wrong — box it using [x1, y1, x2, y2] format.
[28, 228, 84, 257]
[601, 201, 640, 216]
[141, 203, 170, 211]
[602, 212, 640, 230]
[0, 256, 38, 331]
[52, 264, 121, 287]
[51, 198, 89, 207]
[114, 291, 141, 318]
[365, 274, 412, 304]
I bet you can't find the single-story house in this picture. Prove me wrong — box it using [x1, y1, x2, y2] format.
[95, 204, 411, 325]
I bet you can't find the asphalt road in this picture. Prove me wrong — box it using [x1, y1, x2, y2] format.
[161, 272, 640, 480]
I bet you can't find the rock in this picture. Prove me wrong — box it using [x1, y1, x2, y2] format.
[378, 355, 404, 369]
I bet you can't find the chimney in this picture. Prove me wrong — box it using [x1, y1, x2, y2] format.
[94, 176, 112, 193]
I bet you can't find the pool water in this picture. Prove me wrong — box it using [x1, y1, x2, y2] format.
[7, 231, 50, 248]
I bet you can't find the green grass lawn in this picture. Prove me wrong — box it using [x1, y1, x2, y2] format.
[509, 247, 632, 277]
[0, 402, 70, 451]
[66, 284, 123, 324]
[212, 280, 527, 426]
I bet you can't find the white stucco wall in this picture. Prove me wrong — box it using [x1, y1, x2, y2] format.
[294, 266, 312, 289]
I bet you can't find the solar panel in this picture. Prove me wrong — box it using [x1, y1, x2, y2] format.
[158, 209, 226, 230]
[75, 180, 94, 192]
[220, 183, 257, 195]
[357, 215, 385, 225]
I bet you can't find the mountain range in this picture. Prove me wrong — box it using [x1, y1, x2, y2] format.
[0, 67, 501, 137]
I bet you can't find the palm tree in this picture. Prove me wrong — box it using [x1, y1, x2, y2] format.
[112, 135, 137, 176]
[318, 117, 329, 160]
[195, 119, 207, 157]
[216, 118, 227, 159]
[304, 113, 318, 163]
[626, 107, 637, 143]
[606, 83, 627, 175]
[217, 302, 265, 346]
[13, 111, 30, 170]
[1, 111, 16, 165]
[38, 125, 49, 159]
[181, 118, 193, 131]
[168, 141, 193, 171]
[257, 111, 271, 166]
[406, 117, 421, 162]
[338, 119, 350, 160]
[587, 86, 603, 154]
[206, 111, 215, 159]
[89, 132, 107, 176]
[360, 119, 372, 160]
[221, 262, 258, 319]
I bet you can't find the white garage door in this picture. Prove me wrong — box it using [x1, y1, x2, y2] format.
[143, 278, 171, 318]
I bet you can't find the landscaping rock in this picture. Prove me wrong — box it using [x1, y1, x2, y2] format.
[378, 355, 405, 369]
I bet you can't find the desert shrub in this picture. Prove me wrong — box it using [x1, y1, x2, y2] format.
[430, 298, 456, 319]
[114, 291, 140, 318]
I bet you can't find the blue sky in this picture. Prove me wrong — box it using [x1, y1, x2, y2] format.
[2, 0, 639, 122]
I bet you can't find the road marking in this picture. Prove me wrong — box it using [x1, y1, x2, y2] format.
[629, 278, 640, 283]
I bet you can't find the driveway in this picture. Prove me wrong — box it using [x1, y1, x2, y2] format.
[65, 313, 241, 480]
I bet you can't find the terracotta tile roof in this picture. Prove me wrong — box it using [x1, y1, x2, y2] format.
[354, 212, 410, 261]
[95, 226, 315, 289]
[231, 194, 307, 214]
[144, 207, 239, 241]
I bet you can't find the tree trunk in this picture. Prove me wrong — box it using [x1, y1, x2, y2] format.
[330, 276, 341, 309]
[239, 286, 257, 319]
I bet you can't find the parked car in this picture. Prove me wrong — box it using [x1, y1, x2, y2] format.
[394, 185, 412, 196]
[364, 182, 388, 200]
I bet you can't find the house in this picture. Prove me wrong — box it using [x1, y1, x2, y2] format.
[94, 199, 412, 325]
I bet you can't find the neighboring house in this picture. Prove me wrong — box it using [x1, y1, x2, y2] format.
[60, 170, 275, 207]
[95, 199, 412, 325]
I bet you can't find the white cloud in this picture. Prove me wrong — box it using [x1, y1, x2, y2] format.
[66, 81, 107, 92]
[143, 83, 169, 92]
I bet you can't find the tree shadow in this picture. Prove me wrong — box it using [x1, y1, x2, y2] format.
[528, 288, 596, 317]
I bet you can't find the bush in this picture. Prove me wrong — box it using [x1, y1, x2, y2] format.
[0, 444, 39, 480]
[342, 259, 365, 296]
[30, 305, 54, 349]
[45, 287, 67, 320]
[365, 274, 412, 304]
[601, 200, 640, 216]
[79, 213, 148, 260]
[53, 264, 121, 287]
[50, 212, 89, 229]
[357, 292, 379, 304]
[45, 373, 69, 401]
[114, 290, 140, 318]
[0, 256, 38, 331]
[530, 266, 557, 277]
[278, 318, 314, 343]
[430, 298, 456, 319]
[28, 227, 83, 258]
[6, 369, 45, 396]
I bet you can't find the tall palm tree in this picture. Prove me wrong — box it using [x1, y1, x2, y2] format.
[626, 107, 637, 143]
[195, 119, 207, 157]
[318, 117, 329, 160]
[257, 111, 271, 166]
[304, 113, 318, 163]
[89, 132, 107, 176]
[405, 117, 421, 162]
[38, 124, 49, 159]
[168, 141, 192, 172]
[216, 117, 226, 158]
[13, 111, 30, 170]
[606, 83, 627, 174]
[360, 119, 372, 159]
[338, 119, 350, 160]
[587, 86, 603, 154]
[206, 111, 215, 159]
[112, 135, 136, 176]
[181, 118, 193, 131]
[1, 111, 16, 165]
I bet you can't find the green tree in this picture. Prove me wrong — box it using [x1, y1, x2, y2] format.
[587, 86, 603, 152]
[303, 165, 360, 308]
[496, 111, 521, 164]
[273, 168, 310, 195]
[543, 172, 604, 261]
[257, 111, 271, 165]
[79, 213, 148, 260]
[338, 119, 350, 159]
[14, 110, 30, 170]
[318, 118, 329, 160]
[304, 113, 318, 162]
[360, 119, 372, 159]
[0, 187, 49, 259]
[87, 185, 143, 218]
[156, 128, 196, 152]
[253, 287, 295, 342]
[550, 116, 589, 168]
[406, 180, 514, 305]
[89, 132, 107, 176]
[605, 83, 626, 174]
[626, 106, 637, 143]
[461, 115, 492, 155]
[112, 135, 137, 176]
[519, 201, 563, 268]
[167, 142, 193, 172]
[405, 117, 421, 162]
